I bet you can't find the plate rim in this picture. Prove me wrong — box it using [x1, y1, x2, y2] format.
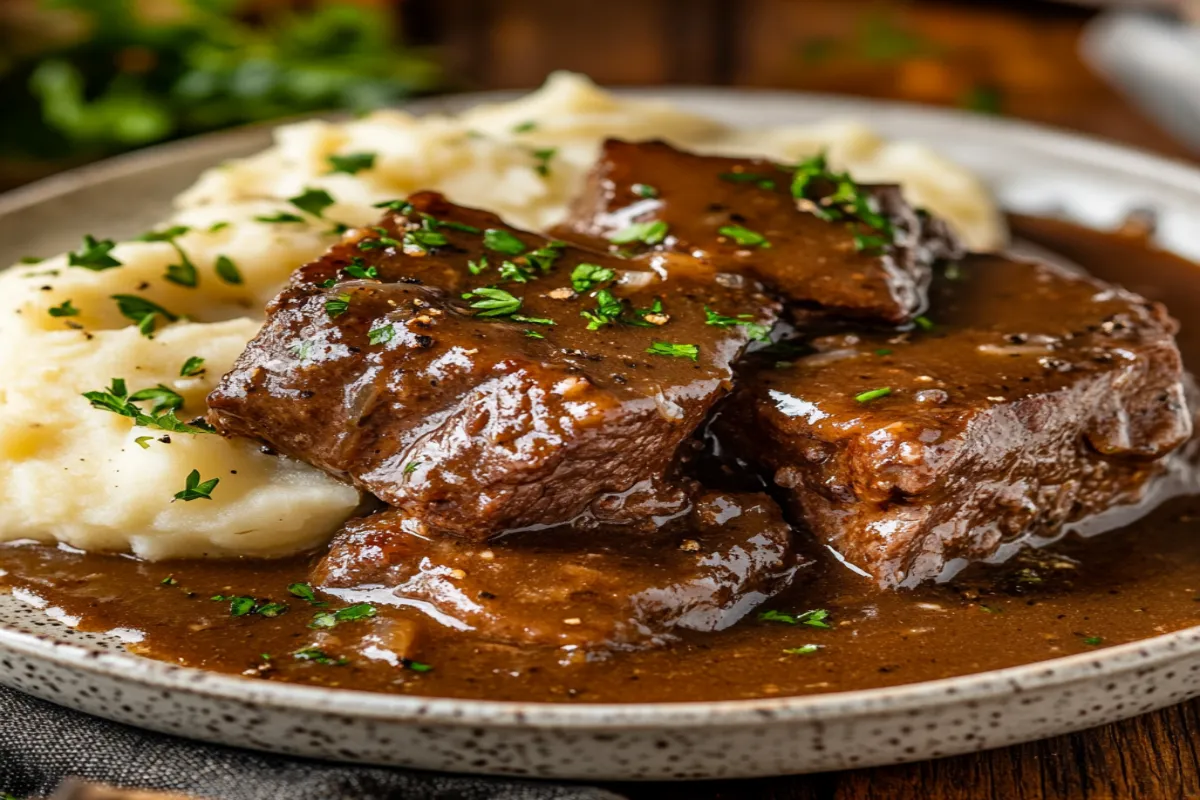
[4, 85, 1200, 731]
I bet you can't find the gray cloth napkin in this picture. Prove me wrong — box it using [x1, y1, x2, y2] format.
[0, 686, 626, 800]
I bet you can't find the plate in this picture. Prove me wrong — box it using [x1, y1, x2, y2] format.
[3, 89, 1200, 781]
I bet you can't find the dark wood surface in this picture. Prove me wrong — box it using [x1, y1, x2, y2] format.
[411, 1, 1200, 797]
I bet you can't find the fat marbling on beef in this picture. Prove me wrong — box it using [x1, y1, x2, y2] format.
[552, 139, 963, 323]
[208, 192, 778, 539]
[717, 253, 1192, 587]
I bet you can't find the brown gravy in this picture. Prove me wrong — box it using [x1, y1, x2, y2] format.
[3, 215, 1200, 704]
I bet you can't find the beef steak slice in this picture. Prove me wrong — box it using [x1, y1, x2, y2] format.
[208, 192, 778, 539]
[717, 254, 1192, 587]
[312, 490, 806, 651]
[551, 138, 963, 323]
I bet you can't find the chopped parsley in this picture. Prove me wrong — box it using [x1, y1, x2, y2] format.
[854, 387, 892, 403]
[531, 147, 557, 177]
[403, 229, 448, 254]
[174, 468, 219, 501]
[608, 220, 668, 246]
[874, 348, 893, 357]
[208, 221, 231, 233]
[571, 263, 616, 293]
[511, 314, 555, 326]
[468, 257, 488, 275]
[19, 255, 43, 264]
[581, 289, 624, 330]
[499, 260, 535, 283]
[161, 575, 177, 585]
[229, 596, 256, 616]
[704, 307, 771, 341]
[310, 602, 377, 629]
[139, 226, 199, 287]
[293, 647, 347, 666]
[759, 608, 832, 628]
[325, 293, 352, 318]
[48, 300, 79, 318]
[718, 224, 770, 248]
[287, 582, 325, 606]
[463, 287, 522, 317]
[718, 171, 777, 190]
[134, 435, 154, 449]
[254, 212, 305, 224]
[483, 228, 526, 256]
[180, 356, 206, 377]
[374, 199, 414, 214]
[524, 330, 545, 339]
[326, 151, 377, 175]
[1082, 635, 1104, 646]
[913, 315, 935, 331]
[404, 460, 420, 475]
[404, 658, 433, 673]
[633, 183, 658, 198]
[526, 242, 565, 272]
[343, 258, 378, 280]
[256, 602, 289, 618]
[69, 235, 122, 271]
[783, 644, 822, 655]
[646, 341, 699, 361]
[214, 255, 243, 285]
[368, 324, 395, 345]
[112, 294, 179, 337]
[128, 384, 184, 413]
[789, 152, 896, 250]
[289, 187, 336, 219]
[428, 218, 482, 235]
[512, 120, 537, 133]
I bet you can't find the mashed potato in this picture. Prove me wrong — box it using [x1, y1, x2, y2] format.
[0, 72, 1005, 559]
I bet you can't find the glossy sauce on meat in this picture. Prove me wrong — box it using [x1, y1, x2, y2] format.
[2, 217, 1200, 703]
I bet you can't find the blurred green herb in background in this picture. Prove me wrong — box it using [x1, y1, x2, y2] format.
[0, 0, 442, 171]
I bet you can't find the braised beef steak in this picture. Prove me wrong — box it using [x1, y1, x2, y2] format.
[313, 491, 805, 651]
[717, 254, 1192, 587]
[208, 192, 778, 539]
[551, 139, 962, 323]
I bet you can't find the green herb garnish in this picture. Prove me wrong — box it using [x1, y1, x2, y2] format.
[499, 260, 535, 283]
[463, 287, 521, 317]
[48, 300, 79, 318]
[180, 356, 206, 377]
[571, 263, 616, 293]
[718, 224, 770, 248]
[854, 387, 892, 403]
[293, 647, 347, 666]
[325, 293, 352, 318]
[140, 225, 199, 287]
[214, 255, 242, 285]
[581, 289, 624, 330]
[531, 147, 556, 177]
[783, 644, 822, 655]
[718, 171, 777, 190]
[633, 183, 658, 198]
[310, 602, 377, 629]
[174, 468, 219, 501]
[128, 384, 184, 413]
[913, 315, 934, 331]
[483, 229, 526, 256]
[367, 324, 394, 345]
[112, 294, 178, 337]
[608, 220, 668, 246]
[646, 341, 699, 361]
[759, 608, 832, 628]
[326, 151, 377, 175]
[704, 307, 771, 341]
[255, 212, 306, 224]
[69, 235, 122, 271]
[289, 187, 336, 219]
[288, 583, 325, 606]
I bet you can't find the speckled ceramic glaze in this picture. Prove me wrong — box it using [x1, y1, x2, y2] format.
[3, 90, 1200, 780]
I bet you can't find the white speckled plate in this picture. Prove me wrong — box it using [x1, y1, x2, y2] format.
[4, 90, 1200, 781]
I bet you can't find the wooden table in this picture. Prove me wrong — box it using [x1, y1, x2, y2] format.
[411, 1, 1200, 796]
